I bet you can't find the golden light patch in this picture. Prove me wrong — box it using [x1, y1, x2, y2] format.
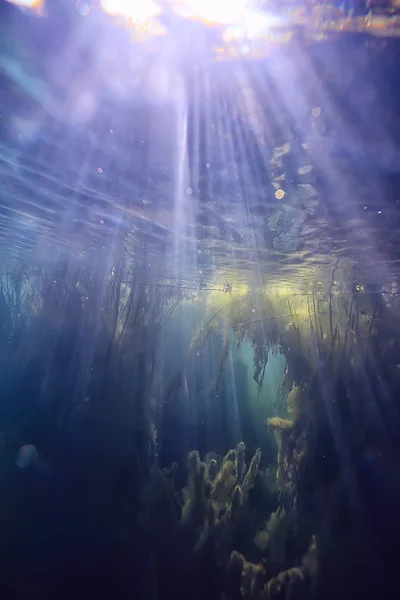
[6, 0, 45, 13]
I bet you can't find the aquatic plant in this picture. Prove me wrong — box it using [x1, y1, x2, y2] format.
[180, 443, 261, 555]
[0, 256, 187, 581]
[161, 305, 225, 408]
[2, 250, 400, 600]
[266, 418, 294, 488]
[229, 536, 316, 600]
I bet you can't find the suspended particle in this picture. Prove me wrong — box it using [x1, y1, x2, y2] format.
[97, 167, 104, 174]
[275, 189, 285, 200]
[186, 187, 193, 195]
[76, 0, 90, 16]
[312, 107, 322, 118]
[15, 445, 39, 469]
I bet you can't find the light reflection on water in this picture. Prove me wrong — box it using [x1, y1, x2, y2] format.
[0, 4, 399, 296]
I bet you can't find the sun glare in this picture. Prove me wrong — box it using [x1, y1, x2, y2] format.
[100, 0, 162, 24]
[6, 0, 44, 13]
[177, 0, 251, 26]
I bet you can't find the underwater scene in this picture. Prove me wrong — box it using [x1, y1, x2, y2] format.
[2, 1, 400, 599]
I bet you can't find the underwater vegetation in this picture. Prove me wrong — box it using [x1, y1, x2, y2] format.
[0, 260, 399, 600]
[1, 3, 400, 598]
[180, 443, 261, 552]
